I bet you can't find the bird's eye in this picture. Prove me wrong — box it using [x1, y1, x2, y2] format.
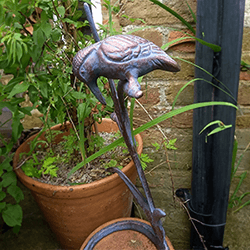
[80, 65, 86, 75]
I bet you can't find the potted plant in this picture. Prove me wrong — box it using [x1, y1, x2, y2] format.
[0, 0, 144, 249]
[0, 1, 238, 249]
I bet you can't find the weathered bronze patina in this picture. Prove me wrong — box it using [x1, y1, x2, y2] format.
[72, 3, 180, 250]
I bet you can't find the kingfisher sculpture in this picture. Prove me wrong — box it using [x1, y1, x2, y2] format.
[73, 3, 180, 250]
[72, 34, 180, 105]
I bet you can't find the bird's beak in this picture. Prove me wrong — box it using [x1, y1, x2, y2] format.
[88, 80, 107, 105]
[164, 54, 181, 72]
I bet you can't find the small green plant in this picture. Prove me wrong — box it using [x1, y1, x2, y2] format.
[152, 138, 178, 151]
[241, 60, 250, 71]
[0, 0, 239, 235]
[139, 153, 154, 170]
[228, 139, 250, 212]
[105, 159, 123, 170]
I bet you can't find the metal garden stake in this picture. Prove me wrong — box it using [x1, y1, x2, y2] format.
[72, 3, 180, 249]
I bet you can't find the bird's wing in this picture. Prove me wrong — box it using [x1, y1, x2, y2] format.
[100, 35, 149, 62]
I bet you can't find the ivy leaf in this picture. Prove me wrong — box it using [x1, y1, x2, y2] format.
[2, 204, 23, 227]
[7, 185, 24, 203]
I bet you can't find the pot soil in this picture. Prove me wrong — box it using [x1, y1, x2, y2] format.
[80, 217, 175, 250]
[13, 118, 143, 250]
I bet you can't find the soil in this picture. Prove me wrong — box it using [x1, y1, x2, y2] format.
[93, 230, 157, 250]
[19, 132, 131, 186]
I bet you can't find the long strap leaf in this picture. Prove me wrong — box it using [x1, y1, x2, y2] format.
[67, 101, 237, 178]
[149, 0, 196, 34]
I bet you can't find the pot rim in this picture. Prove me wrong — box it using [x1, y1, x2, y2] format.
[13, 118, 143, 198]
[80, 217, 175, 250]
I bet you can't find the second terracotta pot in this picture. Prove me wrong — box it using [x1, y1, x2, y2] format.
[13, 118, 143, 250]
[80, 217, 175, 250]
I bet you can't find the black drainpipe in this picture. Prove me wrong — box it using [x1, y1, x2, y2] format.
[176, 0, 245, 249]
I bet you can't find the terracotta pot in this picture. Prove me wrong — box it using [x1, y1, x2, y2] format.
[80, 217, 175, 250]
[13, 118, 143, 250]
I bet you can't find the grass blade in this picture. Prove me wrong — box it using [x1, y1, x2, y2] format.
[149, 0, 196, 34]
[186, 1, 196, 23]
[68, 101, 237, 178]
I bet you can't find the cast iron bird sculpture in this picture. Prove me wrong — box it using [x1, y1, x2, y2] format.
[72, 34, 180, 105]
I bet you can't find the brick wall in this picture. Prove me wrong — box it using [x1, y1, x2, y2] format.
[101, 0, 250, 249]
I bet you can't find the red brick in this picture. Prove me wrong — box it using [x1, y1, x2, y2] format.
[168, 30, 196, 53]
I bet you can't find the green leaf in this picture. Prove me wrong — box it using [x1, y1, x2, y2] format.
[1, 172, 17, 188]
[161, 37, 192, 50]
[19, 106, 33, 116]
[7, 81, 29, 98]
[7, 185, 24, 203]
[51, 28, 62, 42]
[0, 5, 4, 25]
[0, 191, 6, 201]
[16, 42, 23, 62]
[230, 172, 247, 203]
[0, 156, 13, 171]
[234, 200, 250, 213]
[41, 22, 52, 38]
[39, 81, 48, 98]
[68, 101, 238, 178]
[172, 58, 235, 103]
[57, 6, 65, 17]
[199, 120, 231, 135]
[152, 142, 160, 151]
[11, 111, 24, 142]
[207, 125, 232, 137]
[186, 1, 196, 23]
[165, 138, 177, 150]
[149, 0, 196, 34]
[39, 157, 58, 178]
[2, 204, 23, 227]
[199, 120, 232, 142]
[0, 202, 6, 212]
[22, 159, 40, 178]
[4, 76, 25, 93]
[231, 139, 238, 180]
[106, 96, 113, 107]
[29, 44, 43, 62]
[71, 91, 86, 99]
[195, 36, 221, 52]
[161, 34, 221, 52]
[33, 27, 45, 47]
[13, 225, 21, 234]
[77, 103, 91, 121]
[134, 102, 237, 136]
